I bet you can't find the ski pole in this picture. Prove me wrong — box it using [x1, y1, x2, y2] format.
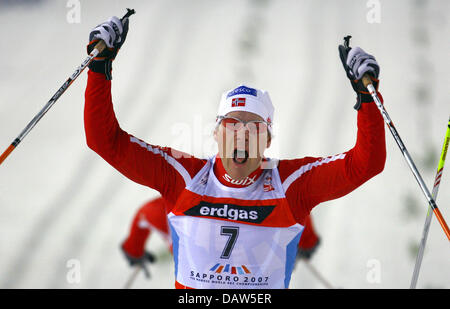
[0, 8, 136, 167]
[123, 266, 142, 289]
[123, 263, 151, 289]
[361, 74, 450, 241]
[410, 117, 450, 289]
[303, 260, 335, 289]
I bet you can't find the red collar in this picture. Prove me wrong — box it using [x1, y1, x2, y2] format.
[214, 156, 263, 188]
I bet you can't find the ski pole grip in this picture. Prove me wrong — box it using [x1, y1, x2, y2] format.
[362, 74, 373, 88]
[92, 40, 106, 55]
[90, 9, 135, 56]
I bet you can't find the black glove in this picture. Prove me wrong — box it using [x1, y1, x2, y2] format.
[339, 36, 380, 110]
[120, 245, 156, 278]
[297, 238, 320, 260]
[122, 250, 156, 266]
[87, 16, 130, 80]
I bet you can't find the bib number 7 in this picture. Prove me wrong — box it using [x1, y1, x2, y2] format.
[220, 226, 239, 259]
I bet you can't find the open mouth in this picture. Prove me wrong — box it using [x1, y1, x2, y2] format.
[233, 149, 249, 164]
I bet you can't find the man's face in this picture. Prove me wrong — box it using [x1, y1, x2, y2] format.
[215, 111, 271, 180]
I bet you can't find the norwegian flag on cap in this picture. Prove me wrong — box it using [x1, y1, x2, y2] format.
[231, 98, 246, 107]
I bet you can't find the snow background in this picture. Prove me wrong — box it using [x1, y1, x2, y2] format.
[0, 0, 448, 289]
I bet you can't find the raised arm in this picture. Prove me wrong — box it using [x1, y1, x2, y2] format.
[281, 100, 386, 218]
[84, 17, 205, 205]
[280, 44, 386, 222]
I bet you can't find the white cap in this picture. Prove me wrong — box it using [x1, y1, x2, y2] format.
[217, 85, 274, 134]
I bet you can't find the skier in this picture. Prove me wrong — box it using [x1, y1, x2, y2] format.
[120, 197, 321, 269]
[84, 17, 385, 289]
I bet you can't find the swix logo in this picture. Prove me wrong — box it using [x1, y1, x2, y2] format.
[223, 173, 256, 186]
[231, 97, 246, 107]
[184, 201, 275, 224]
[210, 263, 251, 275]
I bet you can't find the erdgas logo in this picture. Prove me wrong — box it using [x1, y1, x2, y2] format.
[184, 201, 275, 224]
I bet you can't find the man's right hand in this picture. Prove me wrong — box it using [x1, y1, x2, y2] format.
[87, 16, 129, 80]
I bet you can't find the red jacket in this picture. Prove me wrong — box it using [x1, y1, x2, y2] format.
[85, 70, 386, 256]
[122, 197, 321, 257]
